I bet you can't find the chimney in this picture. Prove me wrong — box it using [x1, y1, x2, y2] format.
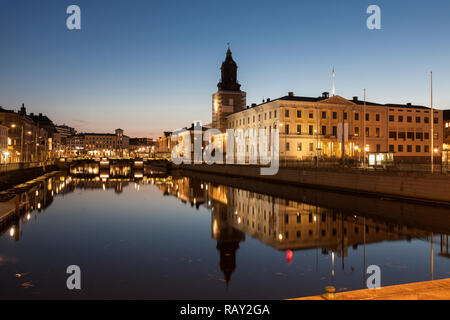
[322, 92, 329, 98]
[288, 92, 294, 97]
[353, 96, 358, 102]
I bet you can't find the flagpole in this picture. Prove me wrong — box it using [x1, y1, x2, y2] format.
[431, 71, 434, 173]
[332, 67, 335, 96]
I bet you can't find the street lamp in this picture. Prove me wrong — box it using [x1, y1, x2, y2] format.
[363, 88, 367, 169]
[279, 123, 286, 167]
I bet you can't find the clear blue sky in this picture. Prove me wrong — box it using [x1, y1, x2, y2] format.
[1, 0, 449, 138]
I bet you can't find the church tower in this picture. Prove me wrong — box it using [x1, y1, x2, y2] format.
[212, 47, 246, 132]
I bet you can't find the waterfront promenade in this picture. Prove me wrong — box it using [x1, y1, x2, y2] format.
[294, 278, 450, 300]
[172, 163, 450, 204]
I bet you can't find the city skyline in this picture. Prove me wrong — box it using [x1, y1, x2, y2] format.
[1, 0, 450, 303]
[1, 0, 450, 137]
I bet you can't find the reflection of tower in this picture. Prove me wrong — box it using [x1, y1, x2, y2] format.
[211, 201, 245, 285]
[115, 182, 123, 194]
[212, 47, 246, 132]
[217, 240, 240, 285]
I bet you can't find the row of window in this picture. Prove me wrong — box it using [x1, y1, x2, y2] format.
[285, 142, 315, 152]
[284, 110, 383, 122]
[230, 110, 278, 127]
[231, 109, 441, 129]
[389, 132, 439, 140]
[389, 145, 431, 153]
[282, 124, 382, 137]
[388, 115, 439, 124]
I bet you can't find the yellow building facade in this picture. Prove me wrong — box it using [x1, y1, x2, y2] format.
[226, 92, 444, 163]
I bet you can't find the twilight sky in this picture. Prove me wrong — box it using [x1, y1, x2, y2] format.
[0, 0, 449, 138]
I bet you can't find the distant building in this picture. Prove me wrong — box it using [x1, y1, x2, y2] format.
[55, 124, 76, 138]
[55, 124, 76, 145]
[55, 124, 76, 156]
[0, 104, 52, 163]
[129, 138, 156, 158]
[67, 128, 130, 157]
[0, 124, 8, 164]
[156, 132, 174, 157]
[28, 112, 62, 160]
[156, 123, 210, 160]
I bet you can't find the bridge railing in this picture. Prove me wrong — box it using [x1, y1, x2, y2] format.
[0, 161, 56, 174]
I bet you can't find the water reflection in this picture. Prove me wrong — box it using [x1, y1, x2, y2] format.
[155, 175, 450, 284]
[1, 164, 450, 297]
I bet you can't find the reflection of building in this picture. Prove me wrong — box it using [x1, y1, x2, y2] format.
[155, 175, 437, 285]
[225, 187, 427, 253]
[0, 174, 130, 242]
[0, 124, 8, 164]
[213, 205, 245, 285]
[67, 128, 130, 157]
[156, 176, 245, 283]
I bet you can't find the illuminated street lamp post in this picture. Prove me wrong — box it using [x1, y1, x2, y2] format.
[279, 122, 286, 167]
[363, 89, 367, 168]
[430, 72, 434, 173]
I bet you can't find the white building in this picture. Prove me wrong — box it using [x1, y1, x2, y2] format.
[67, 128, 130, 158]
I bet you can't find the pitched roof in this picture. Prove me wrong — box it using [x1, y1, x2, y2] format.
[230, 93, 440, 117]
[385, 103, 429, 110]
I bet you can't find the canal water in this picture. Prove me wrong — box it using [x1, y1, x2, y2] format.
[0, 169, 449, 299]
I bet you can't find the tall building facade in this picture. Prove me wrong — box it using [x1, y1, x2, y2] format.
[212, 48, 246, 132]
[226, 92, 444, 163]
